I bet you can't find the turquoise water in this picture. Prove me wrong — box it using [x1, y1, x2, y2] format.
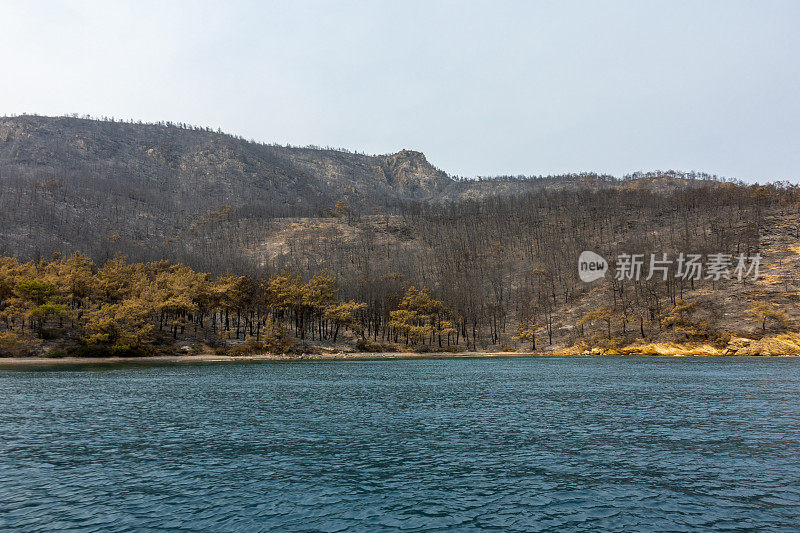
[1, 357, 799, 531]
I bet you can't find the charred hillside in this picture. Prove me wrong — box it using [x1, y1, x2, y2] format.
[0, 115, 452, 265]
[0, 114, 452, 210]
[1, 115, 799, 356]
[0, 115, 736, 270]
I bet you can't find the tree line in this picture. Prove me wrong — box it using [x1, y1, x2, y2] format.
[0, 253, 472, 357]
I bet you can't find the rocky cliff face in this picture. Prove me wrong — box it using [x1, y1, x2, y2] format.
[380, 149, 449, 197]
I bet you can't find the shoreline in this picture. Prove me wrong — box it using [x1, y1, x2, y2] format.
[1, 351, 798, 367]
[0, 352, 537, 366]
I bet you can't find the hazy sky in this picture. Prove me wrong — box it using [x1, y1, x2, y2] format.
[1, 1, 798, 181]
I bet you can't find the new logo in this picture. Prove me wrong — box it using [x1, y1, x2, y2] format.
[578, 251, 608, 282]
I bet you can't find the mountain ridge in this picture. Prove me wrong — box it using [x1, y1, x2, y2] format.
[0, 115, 453, 208]
[0, 114, 731, 203]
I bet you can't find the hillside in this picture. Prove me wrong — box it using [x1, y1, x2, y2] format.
[0, 115, 452, 205]
[1, 114, 798, 357]
[0, 115, 727, 268]
[0, 115, 452, 266]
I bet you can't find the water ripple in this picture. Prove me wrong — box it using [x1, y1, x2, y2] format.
[1, 357, 799, 531]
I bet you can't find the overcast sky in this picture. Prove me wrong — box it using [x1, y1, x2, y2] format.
[1, 1, 798, 182]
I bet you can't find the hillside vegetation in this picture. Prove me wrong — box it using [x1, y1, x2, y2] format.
[1, 115, 798, 356]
